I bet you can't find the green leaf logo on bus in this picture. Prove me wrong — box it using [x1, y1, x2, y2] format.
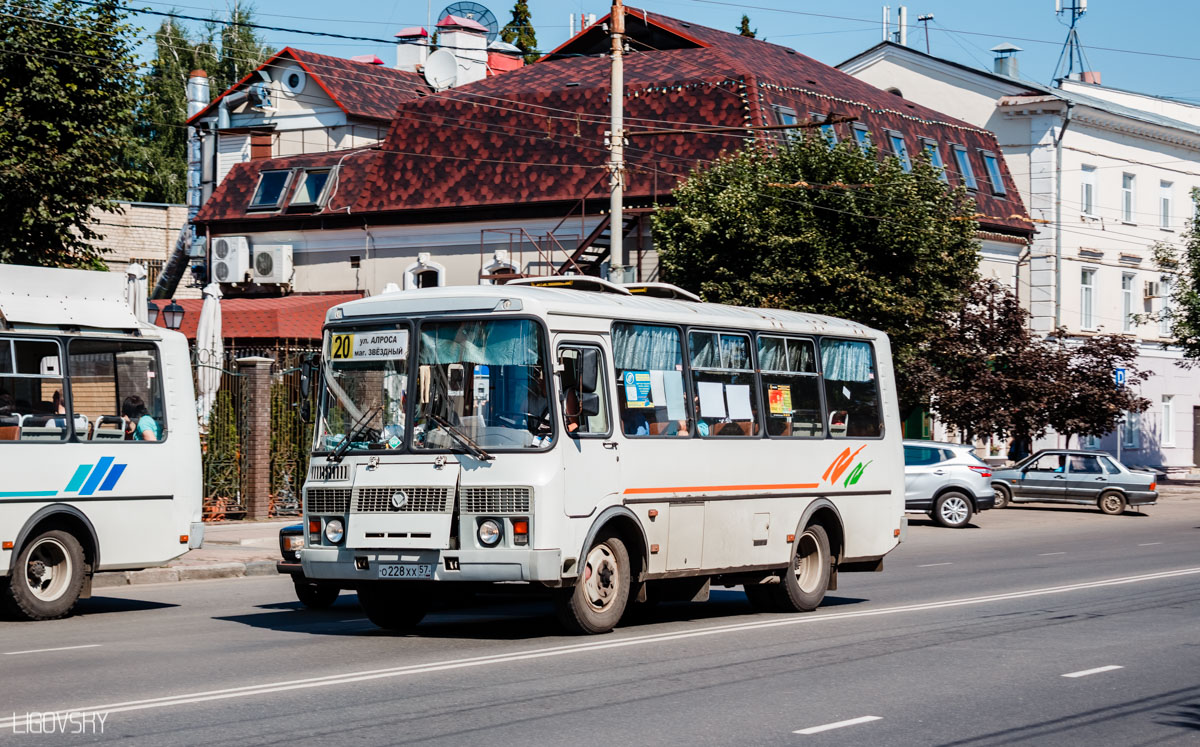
[822, 446, 872, 488]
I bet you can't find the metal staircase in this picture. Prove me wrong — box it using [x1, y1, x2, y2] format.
[556, 209, 651, 276]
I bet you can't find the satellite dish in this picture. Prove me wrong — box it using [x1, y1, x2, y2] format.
[423, 49, 458, 91]
[440, 1, 500, 43]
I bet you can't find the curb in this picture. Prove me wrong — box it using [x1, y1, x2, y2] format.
[93, 560, 278, 588]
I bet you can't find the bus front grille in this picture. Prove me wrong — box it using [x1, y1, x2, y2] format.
[306, 488, 351, 514]
[354, 487, 452, 513]
[460, 487, 531, 514]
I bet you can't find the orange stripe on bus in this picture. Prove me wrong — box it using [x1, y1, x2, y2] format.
[623, 483, 820, 495]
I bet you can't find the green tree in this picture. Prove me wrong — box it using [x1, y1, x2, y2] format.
[653, 137, 981, 414]
[0, 0, 144, 268]
[736, 14, 758, 39]
[216, 2, 272, 93]
[500, 0, 539, 64]
[1149, 187, 1200, 362]
[1043, 331, 1150, 448]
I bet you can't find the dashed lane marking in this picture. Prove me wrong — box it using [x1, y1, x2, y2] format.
[1063, 665, 1123, 678]
[4, 644, 101, 656]
[794, 716, 882, 735]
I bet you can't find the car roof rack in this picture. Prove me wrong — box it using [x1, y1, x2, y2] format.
[622, 282, 701, 301]
[504, 277, 633, 295]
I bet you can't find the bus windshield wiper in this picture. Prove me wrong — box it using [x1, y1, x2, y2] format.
[329, 405, 380, 464]
[429, 413, 493, 462]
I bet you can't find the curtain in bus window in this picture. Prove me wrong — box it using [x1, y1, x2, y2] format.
[758, 336, 822, 438]
[418, 320, 539, 367]
[612, 323, 689, 437]
[820, 339, 881, 438]
[689, 331, 759, 437]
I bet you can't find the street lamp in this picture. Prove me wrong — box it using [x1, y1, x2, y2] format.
[146, 300, 159, 325]
[162, 299, 186, 330]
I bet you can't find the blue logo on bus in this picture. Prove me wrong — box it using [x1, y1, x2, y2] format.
[63, 457, 126, 496]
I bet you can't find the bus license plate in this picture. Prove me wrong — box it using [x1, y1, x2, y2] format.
[377, 563, 434, 579]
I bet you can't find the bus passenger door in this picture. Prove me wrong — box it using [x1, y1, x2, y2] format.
[557, 341, 621, 517]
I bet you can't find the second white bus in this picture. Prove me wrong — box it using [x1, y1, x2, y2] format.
[301, 280, 905, 634]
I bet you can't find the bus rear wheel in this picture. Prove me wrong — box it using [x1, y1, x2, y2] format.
[775, 524, 831, 612]
[357, 583, 430, 631]
[3, 530, 86, 621]
[556, 535, 630, 634]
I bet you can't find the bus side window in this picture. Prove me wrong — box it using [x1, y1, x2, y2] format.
[0, 337, 68, 442]
[758, 335, 822, 438]
[68, 338, 167, 442]
[612, 323, 691, 437]
[819, 338, 882, 438]
[688, 330, 759, 437]
[558, 345, 610, 436]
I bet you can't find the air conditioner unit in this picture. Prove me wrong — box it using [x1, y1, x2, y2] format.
[252, 244, 293, 285]
[1144, 280, 1162, 299]
[211, 236, 250, 284]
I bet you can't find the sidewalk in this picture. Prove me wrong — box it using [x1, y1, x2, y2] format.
[93, 519, 298, 589]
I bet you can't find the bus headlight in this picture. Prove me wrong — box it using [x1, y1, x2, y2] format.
[324, 518, 345, 545]
[477, 519, 502, 547]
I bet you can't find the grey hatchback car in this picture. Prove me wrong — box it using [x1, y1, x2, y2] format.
[904, 440, 996, 528]
[990, 450, 1157, 515]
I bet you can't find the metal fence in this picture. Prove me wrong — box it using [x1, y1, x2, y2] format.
[194, 342, 318, 520]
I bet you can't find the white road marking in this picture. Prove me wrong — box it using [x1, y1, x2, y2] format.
[918, 562, 952, 568]
[0, 566, 1196, 729]
[1138, 542, 1162, 547]
[794, 715, 882, 735]
[1038, 552, 1066, 556]
[3, 644, 101, 656]
[1062, 665, 1123, 678]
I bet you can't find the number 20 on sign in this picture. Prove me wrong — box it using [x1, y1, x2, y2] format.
[330, 333, 353, 359]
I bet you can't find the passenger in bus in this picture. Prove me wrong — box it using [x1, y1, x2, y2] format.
[52, 390, 66, 414]
[122, 396, 160, 441]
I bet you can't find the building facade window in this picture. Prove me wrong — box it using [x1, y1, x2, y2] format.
[1080, 268, 1096, 330]
[1081, 165, 1096, 216]
[921, 139, 947, 182]
[1160, 180, 1173, 229]
[851, 124, 871, 153]
[1121, 173, 1135, 222]
[403, 252, 445, 289]
[1162, 395, 1175, 446]
[980, 151, 1006, 195]
[951, 145, 977, 190]
[1161, 277, 1173, 336]
[888, 132, 911, 172]
[1122, 273, 1135, 331]
[1122, 410, 1141, 448]
[810, 113, 837, 148]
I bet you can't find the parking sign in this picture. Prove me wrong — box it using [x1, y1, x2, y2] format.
[1114, 367, 1127, 387]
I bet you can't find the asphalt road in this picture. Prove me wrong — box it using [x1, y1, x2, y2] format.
[2, 491, 1198, 746]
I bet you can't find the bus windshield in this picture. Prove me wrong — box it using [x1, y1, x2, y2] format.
[318, 328, 409, 453]
[412, 319, 552, 451]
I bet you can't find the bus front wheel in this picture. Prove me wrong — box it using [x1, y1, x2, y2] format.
[2, 530, 86, 621]
[357, 583, 430, 631]
[556, 534, 630, 634]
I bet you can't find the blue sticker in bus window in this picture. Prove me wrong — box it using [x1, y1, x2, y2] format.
[623, 370, 653, 408]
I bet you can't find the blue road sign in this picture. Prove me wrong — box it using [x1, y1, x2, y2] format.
[1114, 367, 1127, 387]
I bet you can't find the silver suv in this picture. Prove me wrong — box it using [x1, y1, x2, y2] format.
[903, 440, 996, 528]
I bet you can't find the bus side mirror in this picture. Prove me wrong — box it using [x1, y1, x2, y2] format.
[299, 354, 314, 399]
[578, 392, 600, 418]
[577, 348, 599, 393]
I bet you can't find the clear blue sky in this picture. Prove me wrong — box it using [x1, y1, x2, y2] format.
[132, 0, 1200, 102]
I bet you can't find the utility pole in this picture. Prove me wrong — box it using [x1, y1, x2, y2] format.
[608, 0, 628, 283]
[918, 14, 933, 54]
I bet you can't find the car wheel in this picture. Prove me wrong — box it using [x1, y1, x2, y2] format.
[294, 579, 340, 609]
[1098, 491, 1126, 516]
[934, 491, 973, 528]
[2, 530, 87, 621]
[993, 485, 1011, 509]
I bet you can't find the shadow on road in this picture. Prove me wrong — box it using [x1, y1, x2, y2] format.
[1004, 505, 1150, 517]
[215, 588, 868, 639]
[73, 596, 178, 616]
[906, 517, 982, 529]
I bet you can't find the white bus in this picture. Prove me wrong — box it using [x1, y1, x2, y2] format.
[0, 265, 203, 620]
[302, 279, 905, 634]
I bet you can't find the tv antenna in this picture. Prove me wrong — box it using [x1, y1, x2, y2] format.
[1053, 0, 1091, 83]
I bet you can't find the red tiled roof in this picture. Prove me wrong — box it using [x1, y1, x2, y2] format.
[188, 48, 426, 125]
[195, 8, 1031, 236]
[152, 293, 363, 340]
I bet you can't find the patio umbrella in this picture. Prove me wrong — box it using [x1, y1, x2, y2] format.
[125, 263, 148, 323]
[194, 282, 223, 428]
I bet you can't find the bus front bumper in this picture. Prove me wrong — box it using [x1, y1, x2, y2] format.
[301, 546, 563, 584]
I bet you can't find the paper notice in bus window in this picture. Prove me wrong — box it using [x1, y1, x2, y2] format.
[623, 370, 653, 408]
[768, 384, 792, 416]
[649, 370, 666, 406]
[663, 370, 686, 421]
[698, 381, 726, 418]
[726, 384, 753, 420]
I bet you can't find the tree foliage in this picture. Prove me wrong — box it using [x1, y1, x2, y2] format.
[0, 0, 144, 268]
[915, 279, 1150, 447]
[653, 136, 982, 414]
[1150, 187, 1200, 362]
[736, 14, 759, 39]
[500, 0, 539, 64]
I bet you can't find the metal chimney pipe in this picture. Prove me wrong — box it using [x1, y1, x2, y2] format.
[882, 5, 890, 42]
[898, 6, 908, 47]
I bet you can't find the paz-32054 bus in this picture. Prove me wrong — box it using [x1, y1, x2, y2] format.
[301, 279, 905, 634]
[0, 265, 203, 620]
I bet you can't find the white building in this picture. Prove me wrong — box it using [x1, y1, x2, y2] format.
[840, 42, 1200, 472]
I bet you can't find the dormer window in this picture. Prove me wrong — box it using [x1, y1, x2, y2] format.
[920, 139, 948, 182]
[980, 150, 1007, 196]
[289, 168, 334, 208]
[248, 170, 293, 210]
[887, 132, 911, 172]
